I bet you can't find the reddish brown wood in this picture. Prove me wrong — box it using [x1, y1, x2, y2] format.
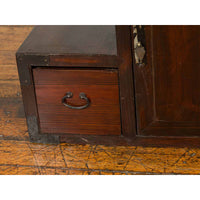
[134, 25, 200, 136]
[49, 55, 120, 68]
[116, 25, 136, 137]
[33, 68, 121, 136]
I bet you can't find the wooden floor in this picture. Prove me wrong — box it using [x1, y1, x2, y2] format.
[1, 26, 200, 175]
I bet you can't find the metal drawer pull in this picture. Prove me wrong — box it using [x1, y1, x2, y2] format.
[62, 92, 90, 110]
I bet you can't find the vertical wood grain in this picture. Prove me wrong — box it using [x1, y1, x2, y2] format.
[116, 25, 136, 137]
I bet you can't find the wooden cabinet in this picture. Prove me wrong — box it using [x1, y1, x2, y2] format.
[16, 25, 200, 147]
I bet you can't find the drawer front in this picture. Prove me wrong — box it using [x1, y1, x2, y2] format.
[33, 68, 121, 135]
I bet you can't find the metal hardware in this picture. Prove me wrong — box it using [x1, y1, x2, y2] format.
[133, 25, 146, 67]
[62, 92, 90, 110]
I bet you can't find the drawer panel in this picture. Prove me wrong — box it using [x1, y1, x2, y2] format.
[33, 68, 121, 135]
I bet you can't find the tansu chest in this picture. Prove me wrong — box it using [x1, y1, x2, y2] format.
[16, 25, 200, 147]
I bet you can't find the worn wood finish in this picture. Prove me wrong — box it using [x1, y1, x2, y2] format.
[2, 25, 200, 174]
[16, 54, 59, 144]
[0, 26, 33, 51]
[0, 51, 17, 65]
[134, 25, 200, 137]
[2, 140, 200, 175]
[33, 68, 121, 135]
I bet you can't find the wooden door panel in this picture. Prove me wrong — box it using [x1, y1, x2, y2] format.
[134, 25, 200, 136]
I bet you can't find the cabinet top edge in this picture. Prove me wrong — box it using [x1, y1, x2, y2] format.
[16, 25, 118, 56]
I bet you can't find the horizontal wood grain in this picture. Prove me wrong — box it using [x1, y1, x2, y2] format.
[0, 80, 21, 97]
[0, 96, 28, 141]
[1, 139, 200, 174]
[0, 165, 130, 175]
[0, 65, 19, 80]
[49, 55, 120, 68]
[0, 51, 17, 65]
[33, 68, 121, 135]
[0, 26, 33, 51]
[33, 68, 119, 85]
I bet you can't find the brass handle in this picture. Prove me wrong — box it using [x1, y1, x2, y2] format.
[62, 92, 90, 110]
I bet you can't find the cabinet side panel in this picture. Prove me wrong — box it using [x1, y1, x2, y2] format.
[116, 25, 136, 137]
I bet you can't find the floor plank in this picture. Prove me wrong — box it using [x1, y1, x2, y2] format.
[0, 65, 19, 80]
[0, 50, 17, 65]
[0, 26, 33, 51]
[1, 140, 200, 174]
[0, 80, 21, 98]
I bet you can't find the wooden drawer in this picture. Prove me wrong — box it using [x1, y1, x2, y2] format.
[33, 68, 121, 136]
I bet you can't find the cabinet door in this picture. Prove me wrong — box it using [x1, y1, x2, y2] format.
[133, 25, 200, 137]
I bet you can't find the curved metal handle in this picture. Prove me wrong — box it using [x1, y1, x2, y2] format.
[62, 92, 90, 110]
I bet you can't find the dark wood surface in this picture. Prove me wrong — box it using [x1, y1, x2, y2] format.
[116, 25, 136, 137]
[33, 68, 121, 135]
[17, 26, 117, 56]
[134, 25, 200, 136]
